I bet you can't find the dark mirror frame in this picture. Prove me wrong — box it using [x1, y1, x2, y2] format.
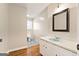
[52, 8, 69, 32]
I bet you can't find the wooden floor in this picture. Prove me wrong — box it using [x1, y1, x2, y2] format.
[9, 45, 41, 56]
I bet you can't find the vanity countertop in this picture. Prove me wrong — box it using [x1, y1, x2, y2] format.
[40, 37, 77, 54]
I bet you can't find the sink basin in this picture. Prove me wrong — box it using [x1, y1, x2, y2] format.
[49, 38, 60, 41]
[49, 36, 60, 42]
[44, 36, 60, 42]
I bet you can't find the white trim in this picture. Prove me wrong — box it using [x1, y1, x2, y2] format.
[5, 43, 39, 53]
[0, 51, 8, 54]
[7, 46, 28, 53]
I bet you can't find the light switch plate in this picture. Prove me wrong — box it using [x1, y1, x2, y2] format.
[0, 39, 2, 42]
[77, 44, 79, 50]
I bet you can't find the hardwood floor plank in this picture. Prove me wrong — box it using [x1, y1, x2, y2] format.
[9, 44, 40, 56]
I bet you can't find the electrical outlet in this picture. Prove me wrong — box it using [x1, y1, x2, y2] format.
[0, 39, 2, 42]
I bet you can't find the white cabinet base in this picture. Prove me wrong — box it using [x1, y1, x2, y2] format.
[39, 39, 77, 56]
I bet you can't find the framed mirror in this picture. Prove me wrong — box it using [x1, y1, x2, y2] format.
[52, 8, 69, 32]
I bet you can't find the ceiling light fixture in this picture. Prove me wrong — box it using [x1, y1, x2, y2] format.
[26, 14, 30, 17]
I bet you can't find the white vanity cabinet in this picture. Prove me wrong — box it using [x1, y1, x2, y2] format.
[40, 39, 57, 56]
[57, 46, 76, 56]
[39, 39, 77, 56]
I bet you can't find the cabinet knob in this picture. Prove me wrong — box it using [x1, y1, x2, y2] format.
[43, 45, 47, 49]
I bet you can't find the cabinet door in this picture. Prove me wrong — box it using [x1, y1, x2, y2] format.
[57, 47, 77, 56]
[45, 41, 58, 56]
[39, 39, 57, 56]
[47, 42, 77, 56]
[39, 39, 48, 56]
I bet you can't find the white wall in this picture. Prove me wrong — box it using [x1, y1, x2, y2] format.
[48, 3, 77, 42]
[34, 3, 78, 42]
[77, 4, 79, 55]
[33, 7, 49, 36]
[0, 4, 8, 53]
[8, 4, 27, 51]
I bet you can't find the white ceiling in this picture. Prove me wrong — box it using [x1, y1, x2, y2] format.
[10, 3, 49, 18]
[26, 3, 49, 18]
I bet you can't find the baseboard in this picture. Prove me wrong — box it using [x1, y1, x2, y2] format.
[9, 48, 27, 56]
[8, 45, 40, 56]
[0, 51, 9, 54]
[8, 46, 28, 53]
[0, 51, 9, 56]
[0, 53, 8, 56]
